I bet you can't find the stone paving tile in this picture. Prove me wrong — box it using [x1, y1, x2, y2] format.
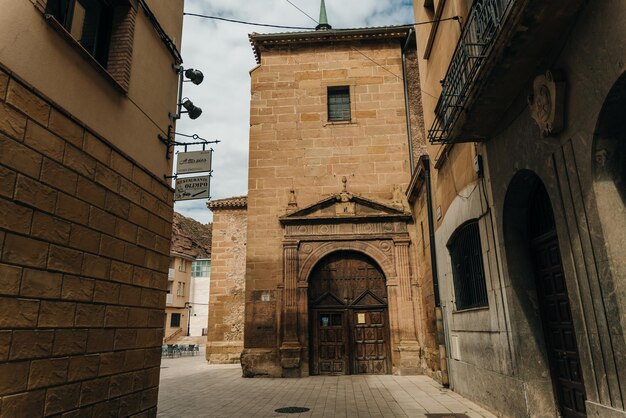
[157, 353, 497, 418]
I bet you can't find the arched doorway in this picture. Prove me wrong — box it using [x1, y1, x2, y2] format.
[505, 171, 587, 417]
[308, 251, 391, 376]
[527, 182, 586, 418]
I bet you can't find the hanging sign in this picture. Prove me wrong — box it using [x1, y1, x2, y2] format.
[174, 175, 210, 201]
[176, 150, 212, 175]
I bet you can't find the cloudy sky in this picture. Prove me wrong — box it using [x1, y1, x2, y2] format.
[173, 0, 414, 224]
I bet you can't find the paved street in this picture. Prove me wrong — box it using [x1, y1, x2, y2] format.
[157, 353, 496, 418]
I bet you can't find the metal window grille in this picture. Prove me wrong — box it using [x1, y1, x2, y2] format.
[328, 87, 351, 121]
[428, 0, 515, 143]
[448, 221, 488, 310]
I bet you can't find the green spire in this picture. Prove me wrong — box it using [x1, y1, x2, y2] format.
[316, 0, 332, 30]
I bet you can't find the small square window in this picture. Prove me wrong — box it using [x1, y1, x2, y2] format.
[46, 0, 114, 66]
[328, 86, 351, 122]
[170, 313, 181, 328]
[45, 0, 136, 90]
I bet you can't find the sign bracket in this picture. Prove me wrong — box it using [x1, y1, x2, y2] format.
[158, 125, 220, 159]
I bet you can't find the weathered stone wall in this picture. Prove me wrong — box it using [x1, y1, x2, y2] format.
[244, 39, 413, 375]
[206, 202, 247, 363]
[0, 68, 173, 416]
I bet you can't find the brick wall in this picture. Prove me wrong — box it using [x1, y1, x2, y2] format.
[0, 67, 173, 417]
[206, 202, 246, 364]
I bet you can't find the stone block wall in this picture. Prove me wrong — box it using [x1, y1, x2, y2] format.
[206, 198, 247, 363]
[245, 41, 412, 359]
[0, 67, 173, 416]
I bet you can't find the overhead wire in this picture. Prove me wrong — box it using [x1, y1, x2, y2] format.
[183, 12, 460, 31]
[284, 0, 320, 25]
[183, 13, 313, 30]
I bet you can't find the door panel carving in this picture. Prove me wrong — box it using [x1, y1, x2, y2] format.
[309, 251, 391, 375]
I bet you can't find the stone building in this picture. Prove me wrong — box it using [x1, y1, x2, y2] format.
[205, 196, 247, 364]
[0, 0, 183, 416]
[241, 2, 429, 378]
[411, 0, 626, 417]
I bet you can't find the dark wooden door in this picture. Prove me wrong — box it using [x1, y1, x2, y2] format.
[312, 311, 348, 375]
[309, 251, 391, 376]
[529, 184, 586, 418]
[352, 309, 390, 374]
[532, 232, 586, 418]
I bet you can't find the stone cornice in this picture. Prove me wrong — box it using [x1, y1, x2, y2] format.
[249, 25, 412, 64]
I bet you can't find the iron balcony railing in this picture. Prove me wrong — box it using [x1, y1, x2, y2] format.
[428, 0, 515, 144]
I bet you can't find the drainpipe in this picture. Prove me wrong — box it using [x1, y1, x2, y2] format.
[402, 29, 415, 174]
[422, 155, 450, 387]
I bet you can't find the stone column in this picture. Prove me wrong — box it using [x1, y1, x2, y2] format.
[394, 238, 421, 373]
[280, 240, 301, 376]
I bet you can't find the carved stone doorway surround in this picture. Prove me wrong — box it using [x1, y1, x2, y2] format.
[278, 192, 420, 377]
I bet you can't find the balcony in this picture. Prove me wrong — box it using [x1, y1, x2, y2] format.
[428, 0, 586, 144]
[166, 293, 173, 305]
[168, 268, 175, 280]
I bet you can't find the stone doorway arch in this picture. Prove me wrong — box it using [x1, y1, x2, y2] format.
[503, 170, 587, 417]
[276, 192, 420, 377]
[307, 250, 392, 376]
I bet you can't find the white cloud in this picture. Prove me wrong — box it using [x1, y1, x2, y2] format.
[173, 0, 414, 224]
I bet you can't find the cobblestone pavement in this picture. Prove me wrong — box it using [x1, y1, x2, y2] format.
[157, 352, 496, 418]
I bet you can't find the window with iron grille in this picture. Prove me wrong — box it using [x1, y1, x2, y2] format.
[448, 220, 488, 310]
[328, 86, 351, 121]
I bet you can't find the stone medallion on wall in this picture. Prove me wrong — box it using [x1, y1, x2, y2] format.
[528, 70, 566, 137]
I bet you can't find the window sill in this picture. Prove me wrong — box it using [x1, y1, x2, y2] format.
[44, 14, 128, 94]
[324, 120, 356, 127]
[452, 305, 489, 314]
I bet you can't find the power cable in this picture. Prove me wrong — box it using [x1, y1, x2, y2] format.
[284, 0, 319, 25]
[183, 13, 313, 30]
[183, 12, 460, 31]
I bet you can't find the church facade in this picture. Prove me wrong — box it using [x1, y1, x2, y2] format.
[241, 15, 429, 377]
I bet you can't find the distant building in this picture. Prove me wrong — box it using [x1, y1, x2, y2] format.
[164, 252, 194, 341]
[167, 212, 212, 342]
[189, 258, 211, 337]
[0, 0, 183, 415]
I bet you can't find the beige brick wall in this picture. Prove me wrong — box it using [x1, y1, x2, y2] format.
[245, 41, 412, 349]
[0, 68, 173, 416]
[206, 207, 246, 363]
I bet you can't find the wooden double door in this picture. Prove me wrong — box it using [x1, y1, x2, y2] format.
[311, 308, 390, 375]
[308, 251, 391, 376]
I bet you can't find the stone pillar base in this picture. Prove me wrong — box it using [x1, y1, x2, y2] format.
[240, 348, 282, 377]
[396, 341, 423, 375]
[280, 343, 302, 378]
[205, 341, 243, 364]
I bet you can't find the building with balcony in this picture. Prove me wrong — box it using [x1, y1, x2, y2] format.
[166, 212, 212, 342]
[164, 253, 193, 342]
[0, 0, 183, 415]
[411, 0, 626, 417]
